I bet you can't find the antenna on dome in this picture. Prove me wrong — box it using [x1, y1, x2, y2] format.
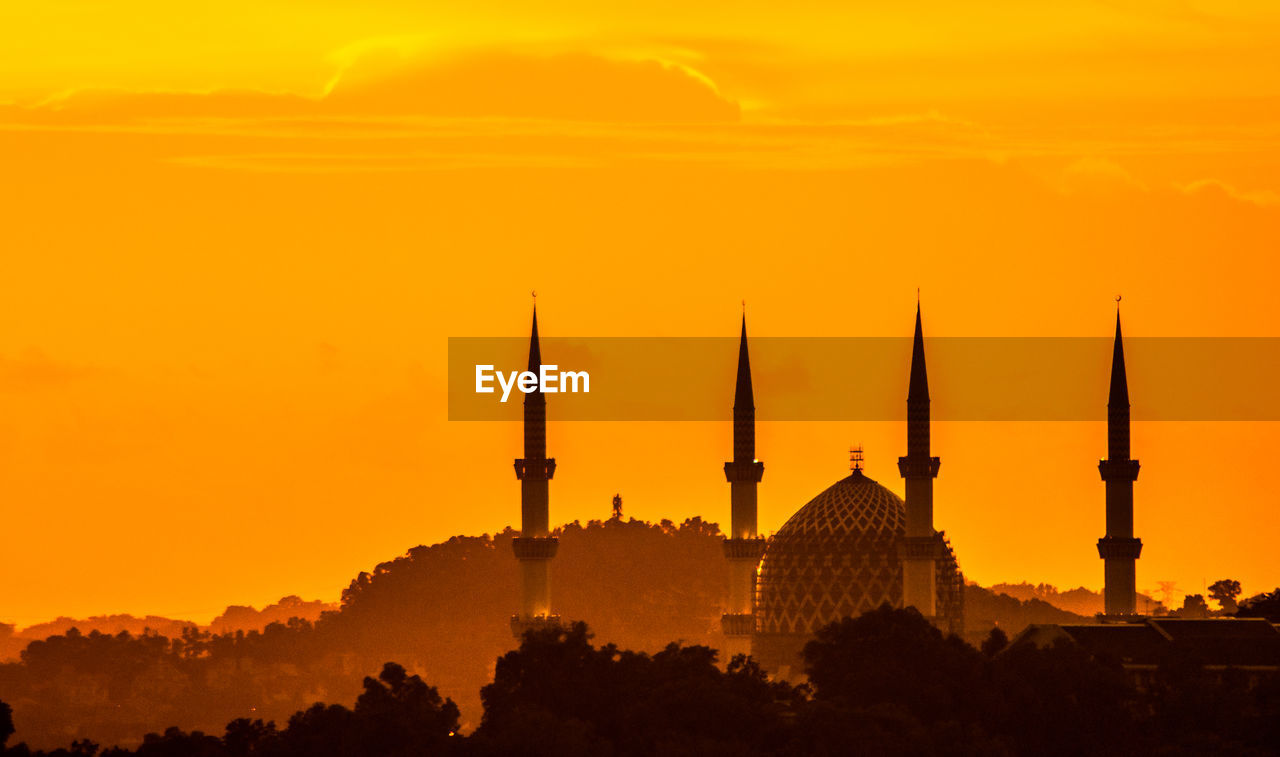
[849, 445, 864, 473]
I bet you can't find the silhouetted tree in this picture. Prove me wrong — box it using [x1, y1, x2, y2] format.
[980, 627, 1008, 657]
[1236, 587, 1280, 621]
[1208, 579, 1243, 615]
[1177, 594, 1210, 618]
[1, 699, 13, 749]
[275, 704, 360, 757]
[801, 606, 1143, 756]
[350, 662, 459, 756]
[475, 622, 800, 757]
[802, 603, 989, 728]
[130, 727, 223, 757]
[988, 639, 1135, 756]
[221, 719, 278, 756]
[273, 663, 459, 757]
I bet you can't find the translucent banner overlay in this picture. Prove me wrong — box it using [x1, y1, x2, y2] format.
[447, 337, 1280, 421]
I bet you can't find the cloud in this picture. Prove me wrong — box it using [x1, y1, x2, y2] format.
[1058, 156, 1147, 195]
[15, 48, 1277, 178]
[1177, 178, 1280, 207]
[326, 49, 738, 122]
[4, 49, 739, 124]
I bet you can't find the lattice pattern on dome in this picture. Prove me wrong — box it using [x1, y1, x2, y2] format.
[756, 471, 908, 635]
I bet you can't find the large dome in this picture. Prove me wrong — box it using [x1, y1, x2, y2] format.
[755, 469, 906, 635]
[751, 467, 965, 676]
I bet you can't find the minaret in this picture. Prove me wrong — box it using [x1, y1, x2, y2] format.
[1097, 310, 1142, 616]
[898, 303, 940, 617]
[511, 306, 559, 638]
[721, 314, 765, 659]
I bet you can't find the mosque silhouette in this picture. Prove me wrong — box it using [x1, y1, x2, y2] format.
[504, 302, 1142, 675]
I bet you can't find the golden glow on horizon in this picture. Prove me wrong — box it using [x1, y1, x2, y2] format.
[1, 0, 1280, 628]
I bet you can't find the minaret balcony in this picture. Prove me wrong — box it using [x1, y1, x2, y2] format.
[1098, 459, 1140, 482]
[1097, 537, 1142, 559]
[723, 537, 766, 561]
[723, 460, 765, 483]
[897, 455, 940, 479]
[512, 537, 560, 560]
[514, 457, 557, 481]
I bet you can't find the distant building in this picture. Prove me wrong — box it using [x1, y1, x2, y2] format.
[1010, 617, 1280, 687]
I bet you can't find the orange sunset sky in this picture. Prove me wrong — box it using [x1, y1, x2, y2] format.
[2, 1, 1280, 628]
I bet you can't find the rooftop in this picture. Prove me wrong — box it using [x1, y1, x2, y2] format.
[1012, 616, 1280, 668]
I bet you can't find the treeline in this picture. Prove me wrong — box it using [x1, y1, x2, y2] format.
[4, 607, 1278, 757]
[0, 518, 727, 749]
[0, 598, 335, 664]
[1238, 589, 1280, 620]
[989, 578, 1280, 620]
[0, 517, 1139, 750]
[986, 582, 1159, 616]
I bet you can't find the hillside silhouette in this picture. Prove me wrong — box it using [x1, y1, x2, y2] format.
[0, 518, 1092, 750]
[207, 598, 336, 637]
[964, 583, 1085, 631]
[989, 582, 1162, 616]
[0, 599, 336, 664]
[5, 608, 1278, 756]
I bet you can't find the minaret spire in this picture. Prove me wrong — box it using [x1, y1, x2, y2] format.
[722, 311, 766, 659]
[908, 303, 929, 405]
[1107, 311, 1130, 459]
[1098, 307, 1142, 616]
[735, 314, 754, 406]
[522, 305, 546, 462]
[899, 301, 941, 618]
[733, 314, 756, 463]
[528, 304, 542, 370]
[511, 303, 560, 638]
